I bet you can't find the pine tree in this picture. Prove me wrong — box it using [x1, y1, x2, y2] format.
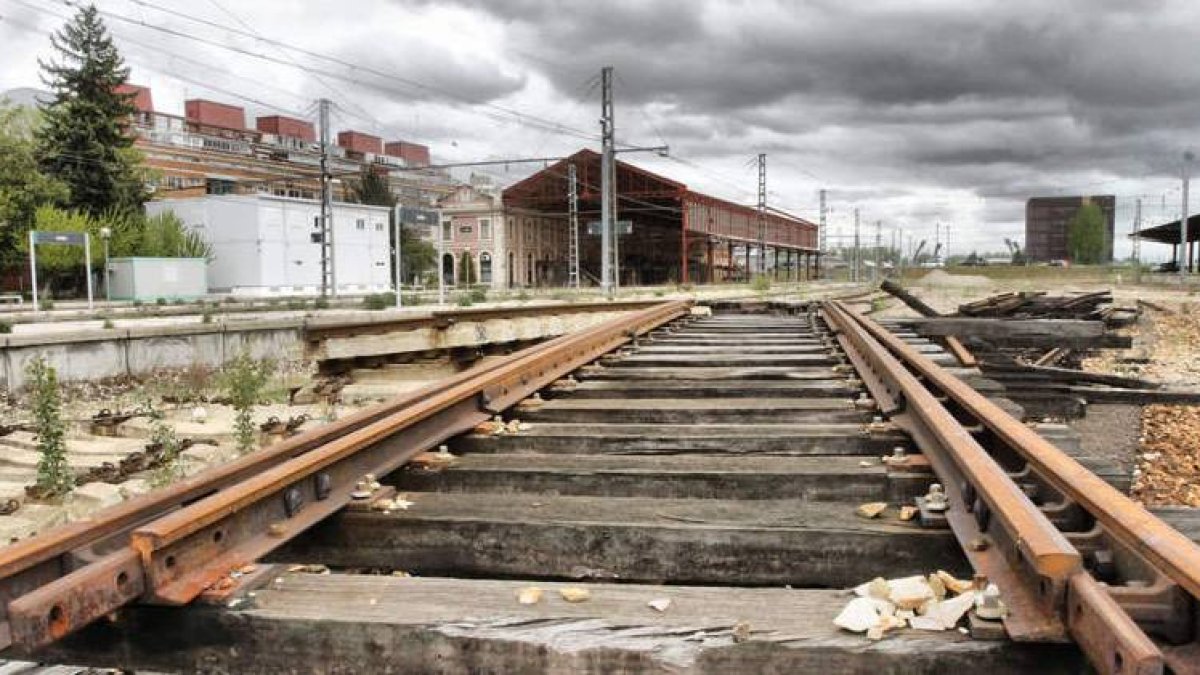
[35, 4, 147, 216]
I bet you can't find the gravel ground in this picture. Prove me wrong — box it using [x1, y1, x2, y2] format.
[1133, 405, 1200, 507]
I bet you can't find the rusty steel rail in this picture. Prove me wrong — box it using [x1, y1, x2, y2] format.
[0, 300, 691, 650]
[822, 300, 1200, 675]
[303, 299, 668, 342]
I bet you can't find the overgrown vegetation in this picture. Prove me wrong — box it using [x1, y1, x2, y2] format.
[468, 285, 488, 303]
[220, 352, 274, 453]
[0, 320, 11, 334]
[751, 274, 771, 292]
[27, 357, 72, 498]
[455, 293, 473, 307]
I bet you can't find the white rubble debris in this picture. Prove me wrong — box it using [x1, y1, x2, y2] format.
[836, 570, 987, 638]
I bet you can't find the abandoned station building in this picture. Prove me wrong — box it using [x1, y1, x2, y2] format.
[438, 150, 820, 288]
[125, 83, 819, 292]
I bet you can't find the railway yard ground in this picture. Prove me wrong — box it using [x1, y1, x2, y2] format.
[0, 271, 1197, 674]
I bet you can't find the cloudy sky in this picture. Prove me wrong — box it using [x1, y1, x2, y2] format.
[3, 0, 1199, 259]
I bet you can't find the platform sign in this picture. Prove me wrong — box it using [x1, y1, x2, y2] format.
[29, 230, 93, 311]
[586, 220, 632, 236]
[32, 231, 87, 245]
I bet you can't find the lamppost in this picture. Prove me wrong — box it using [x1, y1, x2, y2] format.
[99, 226, 111, 303]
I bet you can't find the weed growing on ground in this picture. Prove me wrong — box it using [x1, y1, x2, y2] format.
[314, 296, 330, 309]
[27, 357, 72, 498]
[468, 285, 488, 303]
[220, 352, 274, 453]
[456, 293, 473, 307]
[149, 411, 183, 488]
[751, 275, 771, 292]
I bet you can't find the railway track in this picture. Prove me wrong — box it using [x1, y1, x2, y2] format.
[0, 300, 1197, 673]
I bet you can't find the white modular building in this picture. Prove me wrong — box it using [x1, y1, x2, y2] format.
[146, 195, 393, 296]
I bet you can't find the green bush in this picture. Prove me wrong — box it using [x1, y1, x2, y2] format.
[155, 297, 167, 306]
[314, 296, 330, 309]
[286, 299, 307, 311]
[132, 299, 143, 308]
[401, 293, 423, 306]
[468, 285, 488, 303]
[455, 293, 474, 307]
[751, 275, 771, 292]
[40, 297, 54, 310]
[361, 293, 394, 311]
[0, 320, 11, 334]
[102, 318, 115, 329]
[201, 311, 213, 324]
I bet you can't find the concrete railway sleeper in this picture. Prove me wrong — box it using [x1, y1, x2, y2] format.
[0, 300, 1195, 674]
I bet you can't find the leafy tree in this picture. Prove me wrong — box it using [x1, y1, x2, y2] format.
[35, 4, 148, 216]
[344, 167, 435, 283]
[131, 211, 213, 259]
[1067, 203, 1107, 265]
[0, 102, 69, 265]
[22, 205, 103, 273]
[346, 168, 394, 206]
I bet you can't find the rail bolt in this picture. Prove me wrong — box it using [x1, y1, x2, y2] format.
[923, 483, 949, 512]
[974, 584, 1007, 620]
[884, 447, 908, 465]
[350, 475, 376, 500]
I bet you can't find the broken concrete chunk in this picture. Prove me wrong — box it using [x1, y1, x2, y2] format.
[731, 621, 751, 643]
[888, 575, 935, 610]
[927, 590, 977, 629]
[853, 576, 891, 599]
[855, 502, 888, 519]
[909, 615, 946, 631]
[834, 597, 881, 633]
[517, 587, 543, 605]
[935, 570, 974, 595]
[927, 573, 947, 600]
[647, 597, 672, 613]
[559, 587, 591, 603]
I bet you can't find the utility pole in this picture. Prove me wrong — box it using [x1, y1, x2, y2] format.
[1133, 197, 1143, 283]
[853, 208, 861, 282]
[600, 66, 616, 295]
[890, 226, 897, 278]
[873, 220, 882, 283]
[1182, 151, 1193, 279]
[818, 189, 827, 279]
[568, 163, 580, 288]
[756, 153, 767, 275]
[393, 204, 403, 309]
[318, 98, 336, 297]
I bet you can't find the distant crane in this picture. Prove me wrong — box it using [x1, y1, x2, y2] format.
[912, 240, 927, 263]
